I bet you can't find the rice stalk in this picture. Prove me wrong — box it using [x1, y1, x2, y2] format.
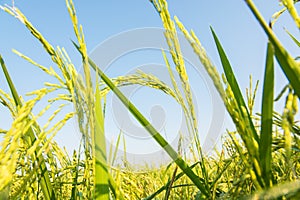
[99, 70, 176, 100]
[174, 18, 226, 101]
[244, 0, 300, 98]
[0, 55, 56, 199]
[12, 49, 66, 86]
[281, 89, 299, 180]
[0, 88, 17, 118]
[65, 1, 100, 197]
[0, 0, 299, 199]
[178, 23, 264, 189]
[98, 68, 197, 148]
[150, 2, 214, 196]
[281, 0, 300, 29]
[150, 0, 203, 162]
[1, 2, 96, 198]
[162, 50, 196, 150]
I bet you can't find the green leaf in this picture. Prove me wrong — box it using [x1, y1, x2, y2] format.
[285, 28, 300, 48]
[108, 130, 122, 167]
[211, 28, 265, 188]
[210, 28, 259, 143]
[94, 76, 109, 200]
[260, 42, 274, 188]
[0, 55, 22, 106]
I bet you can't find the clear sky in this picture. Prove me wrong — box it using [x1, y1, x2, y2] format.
[0, 0, 299, 167]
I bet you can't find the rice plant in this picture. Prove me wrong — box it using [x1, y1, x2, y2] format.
[0, 0, 299, 199]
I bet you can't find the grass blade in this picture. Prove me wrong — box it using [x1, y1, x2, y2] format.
[0, 55, 55, 200]
[164, 166, 178, 200]
[210, 27, 259, 143]
[260, 42, 274, 188]
[281, 0, 300, 29]
[285, 28, 300, 48]
[94, 78, 109, 199]
[245, 0, 300, 98]
[210, 28, 265, 188]
[109, 130, 122, 167]
[0, 55, 22, 106]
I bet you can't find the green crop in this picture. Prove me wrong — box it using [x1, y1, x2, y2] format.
[0, 0, 299, 199]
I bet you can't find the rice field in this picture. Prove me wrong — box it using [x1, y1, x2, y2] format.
[0, 0, 300, 199]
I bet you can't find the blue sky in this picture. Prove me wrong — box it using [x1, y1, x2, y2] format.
[0, 1, 299, 166]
